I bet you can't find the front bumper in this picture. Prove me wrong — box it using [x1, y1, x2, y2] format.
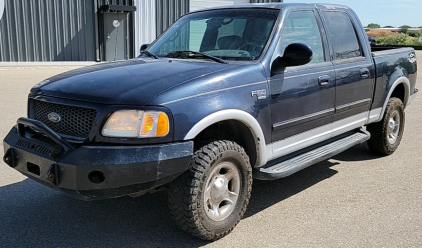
[3, 118, 193, 200]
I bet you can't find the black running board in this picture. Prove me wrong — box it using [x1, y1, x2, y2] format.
[254, 128, 370, 180]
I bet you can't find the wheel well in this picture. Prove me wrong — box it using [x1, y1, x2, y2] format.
[193, 120, 258, 167]
[390, 83, 405, 104]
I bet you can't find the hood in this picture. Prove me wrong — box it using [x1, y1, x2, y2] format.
[32, 58, 238, 105]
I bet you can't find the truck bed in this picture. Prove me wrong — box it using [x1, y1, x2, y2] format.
[370, 47, 418, 115]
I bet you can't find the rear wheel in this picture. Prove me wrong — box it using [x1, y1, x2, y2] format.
[168, 140, 252, 240]
[367, 97, 405, 155]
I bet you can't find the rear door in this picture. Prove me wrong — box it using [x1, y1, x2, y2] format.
[319, 10, 375, 136]
[269, 9, 335, 158]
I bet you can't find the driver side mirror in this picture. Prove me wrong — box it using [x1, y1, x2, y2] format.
[140, 44, 150, 53]
[271, 43, 313, 75]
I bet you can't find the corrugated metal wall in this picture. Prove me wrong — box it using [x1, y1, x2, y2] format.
[155, 0, 189, 36]
[0, 0, 97, 61]
[0, 1, 4, 20]
[190, 0, 249, 12]
[134, 0, 156, 55]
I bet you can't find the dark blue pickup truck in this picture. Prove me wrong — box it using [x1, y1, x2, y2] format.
[3, 3, 418, 240]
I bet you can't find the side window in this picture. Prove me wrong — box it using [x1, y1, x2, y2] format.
[279, 10, 325, 63]
[321, 11, 363, 60]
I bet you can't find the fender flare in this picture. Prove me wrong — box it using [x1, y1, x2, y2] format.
[184, 109, 268, 167]
[371, 76, 410, 123]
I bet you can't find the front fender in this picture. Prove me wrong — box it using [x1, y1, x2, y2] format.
[184, 109, 268, 167]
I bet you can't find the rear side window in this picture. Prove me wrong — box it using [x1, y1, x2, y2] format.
[321, 11, 362, 60]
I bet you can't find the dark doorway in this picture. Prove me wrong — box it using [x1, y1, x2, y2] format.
[98, 2, 136, 61]
[104, 12, 128, 61]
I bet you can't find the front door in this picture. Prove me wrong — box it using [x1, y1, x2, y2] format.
[269, 10, 335, 159]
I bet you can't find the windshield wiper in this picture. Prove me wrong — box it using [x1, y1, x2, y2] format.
[140, 50, 159, 59]
[167, 50, 227, 64]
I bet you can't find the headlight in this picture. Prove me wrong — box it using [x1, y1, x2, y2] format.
[102, 110, 170, 138]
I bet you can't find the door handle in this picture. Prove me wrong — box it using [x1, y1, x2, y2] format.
[318, 75, 330, 86]
[360, 68, 370, 79]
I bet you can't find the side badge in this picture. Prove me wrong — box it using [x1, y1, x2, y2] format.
[409, 53, 416, 64]
[251, 89, 267, 100]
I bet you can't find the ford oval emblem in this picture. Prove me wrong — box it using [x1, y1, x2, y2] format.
[47, 112, 61, 123]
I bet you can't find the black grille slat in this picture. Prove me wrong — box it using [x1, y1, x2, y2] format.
[32, 100, 97, 139]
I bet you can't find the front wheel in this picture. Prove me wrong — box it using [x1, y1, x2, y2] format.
[367, 97, 405, 155]
[168, 140, 252, 240]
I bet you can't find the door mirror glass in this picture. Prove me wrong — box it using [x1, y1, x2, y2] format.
[271, 43, 313, 74]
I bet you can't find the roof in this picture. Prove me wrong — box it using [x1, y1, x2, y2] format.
[189, 3, 351, 13]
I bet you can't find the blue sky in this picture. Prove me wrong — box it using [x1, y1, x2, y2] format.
[285, 0, 422, 27]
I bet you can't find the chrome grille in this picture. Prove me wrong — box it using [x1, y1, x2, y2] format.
[32, 100, 97, 139]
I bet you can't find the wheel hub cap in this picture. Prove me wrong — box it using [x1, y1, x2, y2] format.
[388, 119, 395, 130]
[203, 162, 241, 221]
[387, 110, 400, 144]
[210, 176, 228, 203]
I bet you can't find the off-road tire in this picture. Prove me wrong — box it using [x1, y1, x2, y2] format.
[367, 97, 405, 155]
[168, 140, 252, 240]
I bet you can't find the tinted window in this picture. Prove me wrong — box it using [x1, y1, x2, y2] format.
[279, 11, 325, 63]
[321, 11, 362, 60]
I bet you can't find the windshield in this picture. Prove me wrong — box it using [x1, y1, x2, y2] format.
[147, 8, 279, 61]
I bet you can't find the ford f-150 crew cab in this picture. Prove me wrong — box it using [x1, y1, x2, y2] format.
[3, 3, 418, 240]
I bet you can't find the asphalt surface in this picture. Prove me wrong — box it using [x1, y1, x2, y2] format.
[0, 53, 421, 247]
